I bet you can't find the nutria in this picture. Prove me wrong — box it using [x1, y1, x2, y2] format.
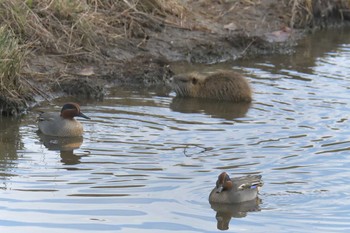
[171, 70, 252, 102]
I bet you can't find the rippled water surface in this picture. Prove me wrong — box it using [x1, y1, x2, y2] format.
[1, 28, 350, 232]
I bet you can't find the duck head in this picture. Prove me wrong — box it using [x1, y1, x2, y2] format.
[60, 103, 90, 120]
[215, 172, 233, 193]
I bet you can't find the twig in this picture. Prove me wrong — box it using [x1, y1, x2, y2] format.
[240, 38, 256, 56]
[183, 144, 213, 157]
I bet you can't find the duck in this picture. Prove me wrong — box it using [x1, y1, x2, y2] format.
[38, 102, 90, 137]
[209, 172, 263, 204]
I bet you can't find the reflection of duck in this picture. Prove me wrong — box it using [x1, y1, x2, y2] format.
[59, 150, 83, 166]
[170, 97, 251, 120]
[38, 134, 83, 151]
[210, 198, 261, 230]
[38, 103, 90, 137]
[209, 172, 263, 204]
[38, 133, 86, 165]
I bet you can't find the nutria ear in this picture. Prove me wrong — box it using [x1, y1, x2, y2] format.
[191, 77, 198, 85]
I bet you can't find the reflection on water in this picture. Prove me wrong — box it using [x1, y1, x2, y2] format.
[210, 198, 261, 231]
[1, 28, 350, 232]
[38, 134, 83, 151]
[170, 97, 251, 120]
[0, 117, 22, 159]
[37, 133, 88, 165]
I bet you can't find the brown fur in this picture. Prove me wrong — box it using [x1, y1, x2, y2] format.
[171, 70, 252, 102]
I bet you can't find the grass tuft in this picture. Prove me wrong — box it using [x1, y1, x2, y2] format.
[290, 0, 350, 28]
[0, 26, 30, 115]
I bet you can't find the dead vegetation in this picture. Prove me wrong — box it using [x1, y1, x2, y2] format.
[290, 0, 350, 28]
[0, 0, 186, 56]
[0, 26, 31, 115]
[0, 0, 350, 115]
[0, 0, 185, 115]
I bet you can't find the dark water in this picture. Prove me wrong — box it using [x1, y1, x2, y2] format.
[1, 28, 350, 232]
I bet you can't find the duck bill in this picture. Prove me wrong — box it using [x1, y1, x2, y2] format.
[78, 112, 90, 119]
[216, 185, 224, 193]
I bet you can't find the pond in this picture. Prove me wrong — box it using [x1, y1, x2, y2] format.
[1, 27, 350, 232]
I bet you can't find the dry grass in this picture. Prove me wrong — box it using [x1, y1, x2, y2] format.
[0, 0, 187, 55]
[0, 26, 30, 115]
[290, 0, 313, 28]
[290, 0, 350, 28]
[0, 0, 187, 115]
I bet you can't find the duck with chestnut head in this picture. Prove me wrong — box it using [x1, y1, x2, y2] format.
[209, 172, 263, 204]
[38, 102, 90, 137]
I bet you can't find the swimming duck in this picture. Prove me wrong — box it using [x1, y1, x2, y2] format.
[38, 102, 90, 137]
[209, 172, 263, 204]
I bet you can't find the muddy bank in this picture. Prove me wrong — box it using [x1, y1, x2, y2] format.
[2, 0, 350, 115]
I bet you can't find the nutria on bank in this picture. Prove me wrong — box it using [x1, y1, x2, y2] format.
[171, 70, 252, 102]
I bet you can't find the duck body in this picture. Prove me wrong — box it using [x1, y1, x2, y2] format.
[209, 172, 263, 204]
[38, 103, 90, 137]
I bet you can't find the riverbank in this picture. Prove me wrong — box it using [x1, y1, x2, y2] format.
[1, 0, 350, 115]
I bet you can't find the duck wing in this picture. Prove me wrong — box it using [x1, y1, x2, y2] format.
[231, 175, 263, 191]
[38, 112, 56, 122]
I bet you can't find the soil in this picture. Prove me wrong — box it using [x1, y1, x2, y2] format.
[14, 0, 350, 113]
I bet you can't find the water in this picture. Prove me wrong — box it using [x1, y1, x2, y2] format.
[1, 28, 350, 232]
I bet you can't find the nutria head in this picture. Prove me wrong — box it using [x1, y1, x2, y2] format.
[171, 70, 252, 102]
[171, 72, 204, 97]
